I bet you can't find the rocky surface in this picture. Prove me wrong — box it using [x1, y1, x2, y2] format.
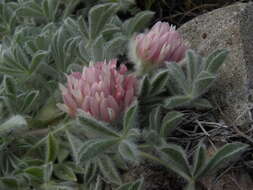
[178, 2, 253, 126]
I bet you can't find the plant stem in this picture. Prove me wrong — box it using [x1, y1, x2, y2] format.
[185, 181, 196, 190]
[25, 128, 49, 136]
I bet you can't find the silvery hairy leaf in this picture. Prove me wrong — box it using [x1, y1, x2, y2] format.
[195, 142, 248, 179]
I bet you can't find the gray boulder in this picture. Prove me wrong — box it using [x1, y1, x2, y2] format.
[178, 3, 253, 126]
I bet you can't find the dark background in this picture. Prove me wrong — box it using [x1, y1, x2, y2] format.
[136, 0, 251, 26]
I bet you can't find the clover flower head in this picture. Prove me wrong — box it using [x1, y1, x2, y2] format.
[57, 60, 138, 123]
[129, 21, 188, 73]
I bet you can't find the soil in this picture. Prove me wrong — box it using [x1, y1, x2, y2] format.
[123, 164, 185, 190]
[136, 0, 252, 27]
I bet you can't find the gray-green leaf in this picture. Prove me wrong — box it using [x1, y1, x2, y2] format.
[78, 138, 120, 162]
[160, 111, 184, 137]
[196, 142, 248, 178]
[46, 133, 59, 163]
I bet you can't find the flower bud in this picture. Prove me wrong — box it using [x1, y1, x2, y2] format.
[129, 21, 187, 74]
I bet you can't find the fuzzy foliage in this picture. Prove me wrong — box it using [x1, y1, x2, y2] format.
[0, 0, 249, 190]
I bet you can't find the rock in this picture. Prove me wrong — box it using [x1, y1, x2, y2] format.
[178, 3, 253, 126]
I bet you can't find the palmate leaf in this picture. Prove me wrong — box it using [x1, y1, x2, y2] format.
[17, 1, 44, 18]
[3, 76, 16, 95]
[23, 159, 44, 167]
[165, 49, 228, 109]
[1, 46, 27, 71]
[190, 98, 213, 110]
[123, 103, 138, 134]
[78, 138, 120, 163]
[118, 140, 139, 163]
[91, 35, 105, 61]
[0, 47, 29, 77]
[0, 2, 18, 36]
[192, 71, 216, 97]
[0, 66, 26, 77]
[30, 50, 48, 73]
[118, 0, 136, 11]
[139, 75, 151, 98]
[112, 153, 129, 170]
[46, 133, 59, 163]
[205, 49, 229, 73]
[195, 142, 249, 179]
[192, 141, 207, 176]
[102, 24, 121, 40]
[164, 95, 192, 109]
[0, 2, 18, 22]
[160, 144, 192, 181]
[17, 0, 60, 22]
[97, 155, 122, 185]
[123, 11, 154, 37]
[78, 111, 120, 138]
[150, 70, 169, 96]
[53, 164, 77, 182]
[24, 166, 44, 179]
[78, 16, 89, 40]
[51, 27, 72, 72]
[85, 176, 104, 190]
[88, 3, 118, 40]
[43, 162, 53, 183]
[185, 50, 202, 84]
[138, 72, 169, 108]
[78, 40, 90, 64]
[13, 44, 30, 70]
[105, 36, 126, 59]
[143, 129, 162, 147]
[63, 17, 80, 36]
[167, 62, 188, 95]
[63, 0, 81, 19]
[21, 90, 39, 113]
[84, 161, 98, 183]
[65, 131, 82, 164]
[42, 0, 60, 22]
[0, 177, 19, 189]
[149, 106, 161, 131]
[56, 147, 69, 163]
[160, 111, 184, 137]
[81, 175, 104, 190]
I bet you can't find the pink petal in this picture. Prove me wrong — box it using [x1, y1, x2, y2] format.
[169, 44, 187, 62]
[100, 98, 110, 122]
[81, 96, 91, 113]
[71, 72, 82, 79]
[107, 95, 120, 113]
[90, 97, 100, 119]
[63, 94, 77, 110]
[124, 87, 134, 106]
